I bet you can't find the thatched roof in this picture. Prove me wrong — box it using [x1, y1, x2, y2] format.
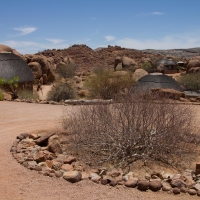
[136, 73, 183, 92]
[0, 53, 34, 82]
[155, 58, 177, 66]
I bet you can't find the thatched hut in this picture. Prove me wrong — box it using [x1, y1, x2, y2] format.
[0, 53, 34, 90]
[136, 73, 183, 92]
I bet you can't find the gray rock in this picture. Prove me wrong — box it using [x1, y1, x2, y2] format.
[48, 135, 62, 154]
[162, 181, 172, 191]
[63, 171, 82, 183]
[125, 178, 138, 188]
[171, 179, 186, 188]
[109, 180, 118, 187]
[35, 132, 55, 145]
[27, 161, 37, 167]
[149, 180, 162, 192]
[55, 171, 63, 178]
[193, 183, 200, 191]
[188, 189, 197, 195]
[90, 173, 101, 184]
[137, 180, 149, 191]
[173, 187, 180, 194]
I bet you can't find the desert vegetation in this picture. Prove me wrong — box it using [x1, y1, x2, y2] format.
[56, 63, 77, 79]
[0, 89, 4, 101]
[62, 91, 198, 169]
[85, 68, 135, 99]
[17, 89, 39, 100]
[177, 73, 200, 91]
[47, 81, 75, 102]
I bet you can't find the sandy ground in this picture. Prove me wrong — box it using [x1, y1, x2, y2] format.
[0, 101, 200, 200]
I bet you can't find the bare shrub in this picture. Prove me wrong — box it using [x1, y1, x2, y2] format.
[63, 92, 198, 169]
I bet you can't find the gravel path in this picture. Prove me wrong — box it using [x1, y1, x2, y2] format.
[0, 101, 200, 200]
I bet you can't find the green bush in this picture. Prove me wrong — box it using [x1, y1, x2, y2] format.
[177, 73, 200, 91]
[47, 81, 75, 102]
[85, 68, 135, 99]
[141, 62, 154, 73]
[0, 89, 4, 101]
[17, 89, 39, 100]
[56, 63, 77, 78]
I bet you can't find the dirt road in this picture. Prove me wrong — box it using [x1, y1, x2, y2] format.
[0, 101, 199, 200]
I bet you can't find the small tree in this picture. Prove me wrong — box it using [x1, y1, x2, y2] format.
[0, 76, 19, 98]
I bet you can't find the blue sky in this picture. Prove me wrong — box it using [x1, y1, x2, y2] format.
[1, 0, 200, 54]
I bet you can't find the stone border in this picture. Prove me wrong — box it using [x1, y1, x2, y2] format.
[3, 98, 200, 106]
[10, 132, 200, 196]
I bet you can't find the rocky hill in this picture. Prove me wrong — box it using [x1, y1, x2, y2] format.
[36, 45, 200, 73]
[36, 45, 159, 72]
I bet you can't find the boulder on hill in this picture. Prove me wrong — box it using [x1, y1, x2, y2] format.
[188, 67, 200, 74]
[186, 58, 200, 73]
[0, 44, 21, 57]
[28, 62, 42, 79]
[37, 45, 158, 73]
[24, 54, 55, 84]
[133, 68, 148, 81]
[0, 44, 13, 53]
[63, 56, 75, 65]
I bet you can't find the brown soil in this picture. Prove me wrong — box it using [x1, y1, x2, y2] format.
[0, 101, 200, 200]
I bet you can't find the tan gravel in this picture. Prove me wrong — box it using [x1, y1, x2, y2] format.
[0, 101, 200, 200]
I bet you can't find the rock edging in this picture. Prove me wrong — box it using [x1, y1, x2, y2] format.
[10, 132, 200, 196]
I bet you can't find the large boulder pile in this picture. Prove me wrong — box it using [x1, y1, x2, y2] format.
[186, 57, 200, 74]
[37, 45, 158, 73]
[23, 54, 55, 85]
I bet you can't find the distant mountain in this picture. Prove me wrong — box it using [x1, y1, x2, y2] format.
[142, 48, 200, 58]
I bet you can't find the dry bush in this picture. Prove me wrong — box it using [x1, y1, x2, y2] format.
[85, 68, 135, 99]
[56, 63, 77, 79]
[63, 92, 199, 169]
[17, 89, 39, 100]
[47, 81, 75, 102]
[177, 73, 200, 91]
[0, 89, 4, 101]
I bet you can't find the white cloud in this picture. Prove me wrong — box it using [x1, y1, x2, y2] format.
[115, 34, 200, 50]
[151, 12, 164, 15]
[45, 38, 65, 44]
[105, 35, 115, 41]
[136, 12, 164, 17]
[12, 26, 37, 36]
[2, 40, 69, 54]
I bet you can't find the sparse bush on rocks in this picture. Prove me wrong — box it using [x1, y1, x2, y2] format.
[47, 81, 75, 102]
[56, 63, 77, 79]
[177, 73, 200, 91]
[85, 68, 135, 99]
[63, 92, 198, 169]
